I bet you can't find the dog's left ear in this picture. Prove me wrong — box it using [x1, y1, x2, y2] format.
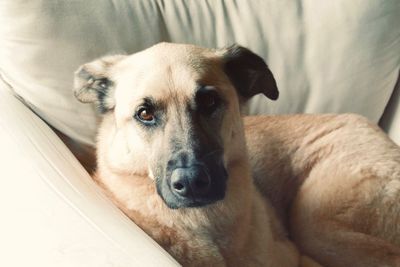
[221, 44, 279, 101]
[73, 55, 126, 113]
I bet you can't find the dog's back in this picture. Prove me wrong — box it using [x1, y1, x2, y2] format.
[245, 113, 400, 267]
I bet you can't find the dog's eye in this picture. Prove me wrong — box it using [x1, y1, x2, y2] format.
[137, 107, 155, 124]
[197, 90, 220, 114]
[202, 94, 216, 109]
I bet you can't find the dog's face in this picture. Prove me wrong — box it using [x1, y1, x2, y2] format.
[74, 43, 278, 209]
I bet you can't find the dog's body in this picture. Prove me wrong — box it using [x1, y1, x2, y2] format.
[246, 114, 400, 267]
[74, 43, 400, 266]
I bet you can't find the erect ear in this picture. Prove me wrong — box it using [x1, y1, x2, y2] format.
[221, 44, 279, 101]
[73, 55, 126, 113]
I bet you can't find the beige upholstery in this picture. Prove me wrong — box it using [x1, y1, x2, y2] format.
[1, 0, 399, 145]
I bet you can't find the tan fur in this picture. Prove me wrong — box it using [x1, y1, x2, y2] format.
[246, 114, 400, 267]
[79, 43, 303, 266]
[75, 43, 400, 267]
[93, 100, 300, 267]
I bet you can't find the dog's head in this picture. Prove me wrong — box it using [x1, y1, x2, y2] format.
[74, 43, 278, 209]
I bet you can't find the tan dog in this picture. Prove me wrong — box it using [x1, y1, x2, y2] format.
[73, 43, 400, 266]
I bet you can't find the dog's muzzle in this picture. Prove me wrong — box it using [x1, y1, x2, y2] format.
[170, 165, 211, 198]
[157, 152, 227, 209]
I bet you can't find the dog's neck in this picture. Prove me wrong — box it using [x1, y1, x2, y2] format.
[94, 156, 272, 265]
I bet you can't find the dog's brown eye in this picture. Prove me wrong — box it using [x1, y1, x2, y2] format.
[201, 93, 216, 109]
[137, 108, 155, 122]
[197, 90, 220, 114]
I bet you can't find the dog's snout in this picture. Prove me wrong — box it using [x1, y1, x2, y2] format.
[168, 150, 190, 169]
[170, 166, 211, 198]
[159, 149, 227, 209]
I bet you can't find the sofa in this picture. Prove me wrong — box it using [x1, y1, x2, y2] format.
[1, 1, 399, 266]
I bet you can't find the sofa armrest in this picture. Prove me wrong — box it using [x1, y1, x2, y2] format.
[0, 81, 179, 266]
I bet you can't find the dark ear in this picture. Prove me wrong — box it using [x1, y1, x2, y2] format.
[221, 44, 279, 101]
[73, 55, 126, 113]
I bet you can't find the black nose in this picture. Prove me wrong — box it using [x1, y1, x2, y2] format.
[170, 166, 211, 198]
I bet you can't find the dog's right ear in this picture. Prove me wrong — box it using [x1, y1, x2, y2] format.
[220, 44, 279, 101]
[73, 55, 126, 113]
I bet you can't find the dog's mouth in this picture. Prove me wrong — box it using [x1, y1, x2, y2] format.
[160, 189, 226, 209]
[158, 189, 226, 209]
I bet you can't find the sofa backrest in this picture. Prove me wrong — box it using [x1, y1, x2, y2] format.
[1, 0, 399, 145]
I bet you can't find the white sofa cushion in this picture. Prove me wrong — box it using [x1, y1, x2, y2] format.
[0, 81, 179, 267]
[0, 0, 399, 145]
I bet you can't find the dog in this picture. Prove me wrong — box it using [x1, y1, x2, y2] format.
[73, 42, 400, 266]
